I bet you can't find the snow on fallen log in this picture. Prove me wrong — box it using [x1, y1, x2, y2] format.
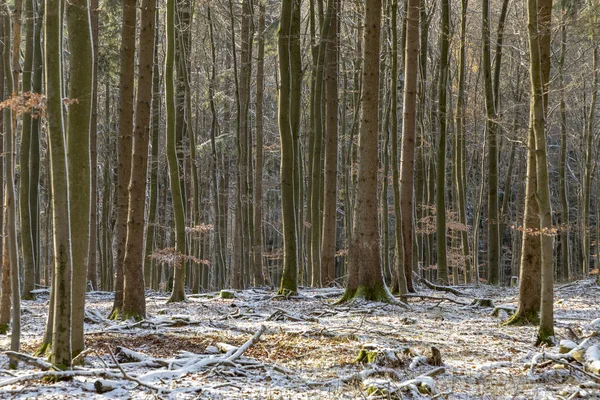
[584, 345, 600, 375]
[5, 351, 52, 370]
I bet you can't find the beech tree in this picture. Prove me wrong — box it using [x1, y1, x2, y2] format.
[338, 0, 395, 303]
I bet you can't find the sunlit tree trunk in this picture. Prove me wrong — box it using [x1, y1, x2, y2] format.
[122, 0, 156, 319]
[526, 0, 554, 345]
[65, 0, 93, 356]
[46, 0, 72, 368]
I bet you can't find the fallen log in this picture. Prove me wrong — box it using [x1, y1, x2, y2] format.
[584, 345, 600, 375]
[5, 351, 52, 371]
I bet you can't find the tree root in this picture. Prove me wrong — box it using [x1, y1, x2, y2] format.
[413, 272, 465, 296]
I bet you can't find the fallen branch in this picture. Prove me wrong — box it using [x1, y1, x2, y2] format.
[106, 345, 168, 393]
[139, 324, 267, 382]
[0, 369, 123, 388]
[399, 294, 469, 306]
[5, 351, 52, 371]
[413, 273, 465, 296]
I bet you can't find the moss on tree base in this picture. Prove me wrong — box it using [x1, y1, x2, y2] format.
[34, 342, 50, 357]
[0, 323, 8, 335]
[21, 293, 36, 301]
[121, 310, 144, 321]
[504, 309, 539, 326]
[167, 292, 187, 303]
[276, 288, 297, 297]
[108, 307, 122, 321]
[536, 327, 555, 347]
[337, 284, 400, 305]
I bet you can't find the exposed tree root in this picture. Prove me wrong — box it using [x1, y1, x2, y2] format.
[413, 273, 465, 296]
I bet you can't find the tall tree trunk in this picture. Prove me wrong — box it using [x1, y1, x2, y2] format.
[143, 7, 160, 288]
[20, 0, 35, 300]
[454, 0, 471, 284]
[339, 0, 394, 303]
[435, 0, 450, 283]
[111, 0, 137, 318]
[399, 0, 420, 292]
[558, 0, 569, 281]
[0, 19, 8, 335]
[166, 0, 186, 302]
[46, 0, 72, 368]
[390, 0, 408, 294]
[122, 0, 156, 319]
[207, 4, 226, 289]
[582, 47, 597, 277]
[277, 0, 302, 295]
[88, 0, 99, 291]
[526, 0, 554, 345]
[253, 1, 266, 286]
[320, 0, 339, 287]
[482, 0, 499, 285]
[66, 0, 93, 356]
[2, 2, 22, 364]
[30, 0, 42, 286]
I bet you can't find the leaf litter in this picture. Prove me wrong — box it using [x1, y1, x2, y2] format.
[0, 280, 599, 399]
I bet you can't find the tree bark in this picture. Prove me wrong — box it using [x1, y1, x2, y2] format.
[277, 0, 302, 295]
[339, 0, 393, 303]
[166, 0, 186, 302]
[111, 0, 137, 318]
[46, 0, 72, 368]
[122, 0, 156, 320]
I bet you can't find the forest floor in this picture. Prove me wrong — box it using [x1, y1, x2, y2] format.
[0, 279, 599, 399]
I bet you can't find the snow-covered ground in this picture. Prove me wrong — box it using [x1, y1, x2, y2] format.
[1, 279, 599, 399]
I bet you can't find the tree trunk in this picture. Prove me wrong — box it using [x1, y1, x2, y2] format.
[65, 0, 93, 357]
[20, 0, 35, 300]
[88, 0, 99, 291]
[339, 0, 393, 303]
[454, 0, 471, 284]
[482, 0, 499, 285]
[111, 0, 137, 318]
[122, 0, 156, 320]
[526, 0, 554, 345]
[30, 0, 42, 287]
[435, 0, 450, 283]
[253, 1, 266, 287]
[277, 0, 302, 295]
[399, 0, 420, 292]
[166, 0, 186, 302]
[143, 7, 160, 288]
[46, 0, 72, 369]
